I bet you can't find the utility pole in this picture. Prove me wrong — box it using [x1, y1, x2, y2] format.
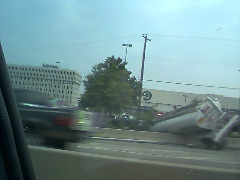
[138, 34, 151, 111]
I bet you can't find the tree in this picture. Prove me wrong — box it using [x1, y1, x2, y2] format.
[80, 56, 140, 114]
[191, 97, 201, 104]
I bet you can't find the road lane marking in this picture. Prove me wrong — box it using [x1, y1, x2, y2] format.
[29, 145, 240, 174]
[73, 145, 240, 165]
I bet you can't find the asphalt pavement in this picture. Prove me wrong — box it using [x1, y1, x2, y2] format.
[29, 139, 240, 180]
[66, 139, 240, 173]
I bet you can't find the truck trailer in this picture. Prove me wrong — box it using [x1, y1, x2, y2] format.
[150, 98, 240, 149]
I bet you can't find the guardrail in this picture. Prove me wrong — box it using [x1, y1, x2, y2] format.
[90, 127, 240, 149]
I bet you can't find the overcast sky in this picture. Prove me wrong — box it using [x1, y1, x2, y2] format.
[1, 0, 240, 97]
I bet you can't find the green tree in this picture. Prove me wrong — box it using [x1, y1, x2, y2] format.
[191, 97, 201, 104]
[80, 56, 140, 114]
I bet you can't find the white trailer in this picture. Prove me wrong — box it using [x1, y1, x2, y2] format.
[150, 98, 240, 149]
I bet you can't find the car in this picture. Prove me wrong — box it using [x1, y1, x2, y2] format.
[13, 88, 85, 149]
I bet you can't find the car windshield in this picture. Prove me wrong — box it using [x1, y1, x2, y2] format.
[1, 1, 240, 180]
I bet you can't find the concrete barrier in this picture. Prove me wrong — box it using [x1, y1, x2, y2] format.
[90, 127, 240, 149]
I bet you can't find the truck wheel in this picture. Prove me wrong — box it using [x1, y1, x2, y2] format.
[215, 143, 223, 150]
[201, 138, 213, 149]
[44, 138, 65, 149]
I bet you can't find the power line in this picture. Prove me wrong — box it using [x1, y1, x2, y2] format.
[130, 56, 239, 67]
[144, 79, 240, 90]
[150, 34, 240, 42]
[84, 80, 240, 90]
[5, 35, 140, 52]
[6, 33, 239, 52]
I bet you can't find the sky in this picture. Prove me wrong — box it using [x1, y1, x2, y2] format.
[0, 0, 240, 97]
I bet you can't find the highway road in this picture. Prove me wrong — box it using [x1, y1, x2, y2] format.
[67, 139, 240, 171]
[27, 136, 240, 180]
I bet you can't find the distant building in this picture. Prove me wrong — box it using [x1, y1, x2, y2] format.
[7, 64, 81, 107]
[141, 88, 239, 112]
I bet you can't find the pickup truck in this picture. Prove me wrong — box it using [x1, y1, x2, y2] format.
[13, 88, 88, 148]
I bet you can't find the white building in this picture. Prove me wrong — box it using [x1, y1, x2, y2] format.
[141, 88, 239, 112]
[7, 64, 82, 107]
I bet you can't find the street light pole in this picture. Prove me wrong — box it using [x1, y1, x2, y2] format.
[56, 61, 60, 68]
[183, 94, 188, 105]
[138, 34, 151, 111]
[122, 44, 132, 63]
[238, 69, 240, 117]
[125, 46, 128, 62]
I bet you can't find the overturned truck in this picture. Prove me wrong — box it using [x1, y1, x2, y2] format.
[150, 98, 240, 149]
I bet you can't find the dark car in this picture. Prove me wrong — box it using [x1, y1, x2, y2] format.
[13, 88, 82, 148]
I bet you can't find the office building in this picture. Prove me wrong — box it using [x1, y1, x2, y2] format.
[7, 64, 81, 106]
